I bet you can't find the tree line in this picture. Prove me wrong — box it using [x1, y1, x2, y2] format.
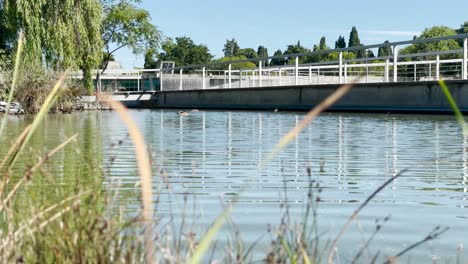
[145, 23, 468, 70]
[0, 0, 160, 93]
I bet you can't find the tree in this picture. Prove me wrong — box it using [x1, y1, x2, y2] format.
[156, 37, 212, 68]
[211, 55, 256, 71]
[238, 48, 258, 60]
[377, 40, 392, 57]
[310, 36, 330, 62]
[335, 35, 346, 49]
[284, 41, 310, 64]
[270, 49, 286, 66]
[100, 0, 161, 86]
[348, 26, 365, 58]
[457, 21, 468, 34]
[223, 38, 240, 57]
[144, 48, 158, 69]
[400, 26, 460, 59]
[257, 45, 269, 67]
[4, 0, 103, 93]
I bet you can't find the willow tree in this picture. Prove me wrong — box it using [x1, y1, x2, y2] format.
[4, 0, 103, 93]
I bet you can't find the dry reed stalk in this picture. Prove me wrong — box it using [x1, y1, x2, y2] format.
[260, 81, 356, 168]
[0, 125, 31, 198]
[0, 134, 78, 212]
[101, 94, 155, 263]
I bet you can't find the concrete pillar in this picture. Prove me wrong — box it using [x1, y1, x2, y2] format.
[179, 69, 183, 90]
[239, 70, 242, 88]
[344, 63, 348, 83]
[137, 77, 140, 92]
[339, 51, 343, 84]
[295, 56, 299, 85]
[228, 64, 232, 88]
[464, 38, 468, 80]
[385, 59, 389, 82]
[202, 67, 206, 89]
[160, 72, 163, 91]
[429, 63, 432, 80]
[366, 65, 369, 83]
[436, 55, 440, 80]
[318, 68, 320, 83]
[413, 64, 417, 81]
[259, 62, 263, 87]
[393, 46, 398, 82]
[309, 65, 312, 84]
[279, 67, 282, 86]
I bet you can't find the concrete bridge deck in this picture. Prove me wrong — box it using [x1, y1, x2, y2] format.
[110, 80, 468, 114]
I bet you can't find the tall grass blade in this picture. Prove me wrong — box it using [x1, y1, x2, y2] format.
[7, 72, 68, 170]
[102, 97, 155, 264]
[0, 31, 23, 137]
[189, 202, 233, 264]
[438, 80, 468, 136]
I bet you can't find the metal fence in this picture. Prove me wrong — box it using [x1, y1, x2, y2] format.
[159, 34, 468, 91]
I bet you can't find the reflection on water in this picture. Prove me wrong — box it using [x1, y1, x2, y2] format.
[2, 110, 468, 262]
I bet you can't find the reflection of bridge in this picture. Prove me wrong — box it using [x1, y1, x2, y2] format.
[103, 34, 468, 113]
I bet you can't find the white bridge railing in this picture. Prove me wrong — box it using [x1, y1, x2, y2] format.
[159, 34, 468, 91]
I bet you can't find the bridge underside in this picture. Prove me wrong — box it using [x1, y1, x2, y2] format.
[115, 80, 468, 114]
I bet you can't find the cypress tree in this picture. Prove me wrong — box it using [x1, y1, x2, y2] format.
[335, 35, 346, 49]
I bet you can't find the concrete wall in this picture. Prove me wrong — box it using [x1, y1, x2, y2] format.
[131, 80, 468, 113]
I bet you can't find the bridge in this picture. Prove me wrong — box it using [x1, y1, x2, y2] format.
[99, 34, 468, 113]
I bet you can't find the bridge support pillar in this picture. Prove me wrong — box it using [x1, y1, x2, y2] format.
[339, 51, 343, 84]
[259, 62, 263, 87]
[393, 46, 398, 82]
[436, 55, 440, 80]
[295, 57, 299, 85]
[464, 38, 467, 80]
[344, 63, 348, 83]
[308, 65, 312, 84]
[202, 67, 206, 89]
[179, 69, 183, 90]
[385, 59, 389, 82]
[278, 67, 282, 86]
[228, 64, 232, 88]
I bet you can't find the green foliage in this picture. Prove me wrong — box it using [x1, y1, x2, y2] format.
[144, 48, 158, 69]
[157, 36, 213, 67]
[257, 45, 269, 67]
[101, 0, 161, 72]
[238, 48, 258, 60]
[348, 26, 365, 58]
[270, 49, 286, 66]
[400, 26, 460, 59]
[212, 56, 256, 70]
[223, 38, 240, 57]
[4, 0, 103, 94]
[457, 21, 468, 34]
[377, 41, 392, 57]
[284, 41, 310, 64]
[348, 26, 361, 48]
[335, 35, 346, 49]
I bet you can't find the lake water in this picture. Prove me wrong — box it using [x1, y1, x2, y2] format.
[2, 110, 467, 262]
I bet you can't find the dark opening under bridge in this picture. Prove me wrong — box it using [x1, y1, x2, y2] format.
[95, 34, 468, 113]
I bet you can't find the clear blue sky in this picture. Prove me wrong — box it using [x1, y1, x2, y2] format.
[115, 0, 468, 69]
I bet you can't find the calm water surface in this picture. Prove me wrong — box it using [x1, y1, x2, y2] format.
[2, 110, 467, 262]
